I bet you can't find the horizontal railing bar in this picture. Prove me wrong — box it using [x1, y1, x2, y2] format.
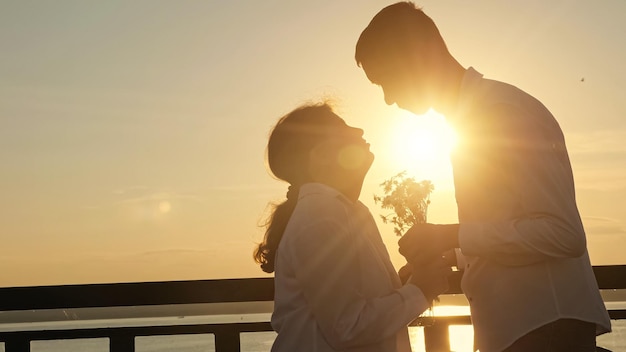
[594, 265, 626, 289]
[410, 315, 473, 326]
[0, 316, 478, 341]
[12, 310, 626, 343]
[0, 265, 621, 352]
[0, 322, 273, 341]
[0, 266, 623, 312]
[0, 311, 622, 350]
[609, 309, 626, 320]
[0, 278, 275, 311]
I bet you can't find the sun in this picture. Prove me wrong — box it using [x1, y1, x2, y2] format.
[391, 108, 457, 160]
[387, 108, 457, 183]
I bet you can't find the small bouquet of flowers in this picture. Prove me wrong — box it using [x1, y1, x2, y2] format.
[374, 171, 437, 326]
[373, 171, 434, 236]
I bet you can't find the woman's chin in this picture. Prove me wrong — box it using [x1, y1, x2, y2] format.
[337, 146, 374, 169]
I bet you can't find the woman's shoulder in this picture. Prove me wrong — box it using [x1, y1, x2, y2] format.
[296, 183, 353, 216]
[278, 183, 358, 249]
[294, 192, 352, 224]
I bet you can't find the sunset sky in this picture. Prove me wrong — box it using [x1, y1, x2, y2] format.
[1, 0, 625, 287]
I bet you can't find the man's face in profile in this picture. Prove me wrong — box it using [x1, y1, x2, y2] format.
[361, 52, 433, 116]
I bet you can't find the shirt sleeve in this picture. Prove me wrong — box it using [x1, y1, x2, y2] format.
[289, 209, 429, 350]
[458, 103, 587, 266]
[454, 248, 468, 269]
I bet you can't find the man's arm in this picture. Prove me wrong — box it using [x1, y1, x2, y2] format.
[458, 104, 586, 265]
[399, 104, 587, 267]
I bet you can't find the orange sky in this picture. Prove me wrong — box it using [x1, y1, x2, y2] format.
[1, 1, 625, 287]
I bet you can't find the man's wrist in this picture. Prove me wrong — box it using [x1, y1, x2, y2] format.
[435, 224, 459, 250]
[444, 224, 460, 249]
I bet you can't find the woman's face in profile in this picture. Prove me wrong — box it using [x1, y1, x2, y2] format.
[312, 113, 374, 175]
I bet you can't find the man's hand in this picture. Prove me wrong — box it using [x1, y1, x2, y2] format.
[408, 258, 452, 303]
[398, 223, 460, 265]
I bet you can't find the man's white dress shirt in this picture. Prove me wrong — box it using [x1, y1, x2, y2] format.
[271, 183, 429, 352]
[451, 68, 611, 351]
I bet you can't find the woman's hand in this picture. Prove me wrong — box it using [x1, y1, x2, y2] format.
[408, 258, 452, 303]
[441, 249, 457, 268]
[398, 263, 412, 285]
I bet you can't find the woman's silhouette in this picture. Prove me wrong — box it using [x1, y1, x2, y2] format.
[254, 102, 450, 352]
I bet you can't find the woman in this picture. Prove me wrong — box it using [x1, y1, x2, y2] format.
[254, 102, 450, 352]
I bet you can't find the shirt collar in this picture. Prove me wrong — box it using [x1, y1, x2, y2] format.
[298, 183, 359, 207]
[452, 66, 484, 120]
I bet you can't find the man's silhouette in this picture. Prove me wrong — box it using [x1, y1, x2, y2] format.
[355, 2, 611, 351]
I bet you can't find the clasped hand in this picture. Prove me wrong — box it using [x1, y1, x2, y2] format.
[397, 223, 460, 302]
[398, 223, 460, 266]
[399, 259, 451, 303]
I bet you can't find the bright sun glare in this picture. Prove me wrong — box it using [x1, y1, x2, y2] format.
[388, 109, 457, 183]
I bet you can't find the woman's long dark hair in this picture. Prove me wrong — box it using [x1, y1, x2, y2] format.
[254, 191, 299, 273]
[253, 102, 336, 273]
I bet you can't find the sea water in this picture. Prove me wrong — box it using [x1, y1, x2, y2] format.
[2, 323, 624, 352]
[1, 309, 624, 352]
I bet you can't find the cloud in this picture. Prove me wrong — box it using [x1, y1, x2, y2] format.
[138, 248, 214, 257]
[81, 187, 204, 211]
[112, 186, 150, 195]
[567, 130, 626, 155]
[115, 191, 204, 205]
[202, 183, 284, 193]
[567, 129, 626, 190]
[582, 216, 626, 237]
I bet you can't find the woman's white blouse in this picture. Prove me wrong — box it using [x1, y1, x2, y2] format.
[271, 183, 428, 352]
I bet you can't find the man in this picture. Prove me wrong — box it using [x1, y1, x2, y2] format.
[355, 2, 611, 351]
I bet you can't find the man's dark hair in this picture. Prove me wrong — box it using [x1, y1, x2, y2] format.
[355, 1, 448, 68]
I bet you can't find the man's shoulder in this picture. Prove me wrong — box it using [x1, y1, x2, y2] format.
[475, 77, 530, 106]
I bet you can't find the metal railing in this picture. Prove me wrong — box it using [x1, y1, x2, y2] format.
[0, 266, 624, 352]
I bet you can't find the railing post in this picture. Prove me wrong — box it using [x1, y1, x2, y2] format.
[423, 323, 450, 352]
[110, 334, 135, 352]
[215, 329, 241, 352]
[5, 337, 30, 352]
